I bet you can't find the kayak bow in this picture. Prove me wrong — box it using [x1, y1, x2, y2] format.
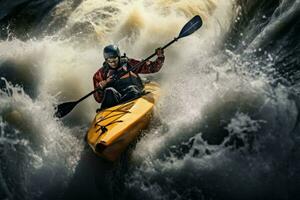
[86, 82, 160, 161]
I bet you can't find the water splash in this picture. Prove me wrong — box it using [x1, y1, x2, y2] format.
[1, 0, 300, 199]
[0, 78, 84, 199]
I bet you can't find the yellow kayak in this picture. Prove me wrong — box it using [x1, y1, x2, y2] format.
[86, 82, 160, 161]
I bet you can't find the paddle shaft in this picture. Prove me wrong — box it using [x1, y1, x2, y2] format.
[143, 37, 178, 61]
[119, 37, 179, 76]
[76, 87, 103, 104]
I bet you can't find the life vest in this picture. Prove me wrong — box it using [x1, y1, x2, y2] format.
[103, 57, 144, 93]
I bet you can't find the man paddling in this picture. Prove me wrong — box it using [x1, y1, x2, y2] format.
[55, 15, 201, 118]
[93, 44, 165, 109]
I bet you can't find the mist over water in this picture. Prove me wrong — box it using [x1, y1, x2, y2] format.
[1, 0, 300, 199]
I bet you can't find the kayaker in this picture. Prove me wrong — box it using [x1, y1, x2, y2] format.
[93, 44, 165, 109]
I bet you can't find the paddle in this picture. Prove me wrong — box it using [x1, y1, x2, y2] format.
[54, 15, 202, 118]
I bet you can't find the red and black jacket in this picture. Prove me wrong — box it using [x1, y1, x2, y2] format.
[93, 56, 165, 103]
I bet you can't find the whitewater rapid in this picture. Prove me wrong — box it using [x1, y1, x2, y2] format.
[1, 0, 300, 199]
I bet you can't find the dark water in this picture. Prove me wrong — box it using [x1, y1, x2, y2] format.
[1, 0, 300, 200]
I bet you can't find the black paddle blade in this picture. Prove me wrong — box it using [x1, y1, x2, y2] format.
[178, 15, 203, 38]
[54, 101, 78, 118]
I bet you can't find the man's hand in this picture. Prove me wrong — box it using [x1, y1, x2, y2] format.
[99, 77, 112, 89]
[155, 47, 164, 58]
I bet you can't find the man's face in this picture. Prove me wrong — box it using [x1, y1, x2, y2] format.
[106, 57, 119, 68]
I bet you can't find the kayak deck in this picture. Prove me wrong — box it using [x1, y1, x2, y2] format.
[86, 82, 160, 161]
